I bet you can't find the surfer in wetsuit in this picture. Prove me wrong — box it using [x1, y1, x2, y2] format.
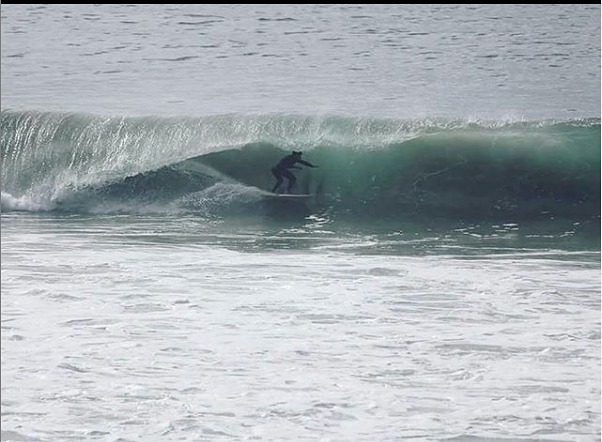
[271, 151, 318, 193]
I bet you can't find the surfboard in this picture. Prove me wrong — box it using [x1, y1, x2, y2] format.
[261, 192, 312, 200]
[248, 185, 312, 201]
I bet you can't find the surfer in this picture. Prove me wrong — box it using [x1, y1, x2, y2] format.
[271, 151, 318, 193]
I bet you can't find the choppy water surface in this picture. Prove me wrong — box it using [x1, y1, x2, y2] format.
[1, 4, 600, 119]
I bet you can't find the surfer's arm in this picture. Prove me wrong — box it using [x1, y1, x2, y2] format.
[298, 160, 317, 168]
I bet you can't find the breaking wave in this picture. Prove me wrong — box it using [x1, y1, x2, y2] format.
[2, 108, 599, 223]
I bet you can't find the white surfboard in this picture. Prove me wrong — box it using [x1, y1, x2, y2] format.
[261, 192, 312, 200]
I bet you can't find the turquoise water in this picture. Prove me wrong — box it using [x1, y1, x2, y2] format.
[1, 4, 600, 442]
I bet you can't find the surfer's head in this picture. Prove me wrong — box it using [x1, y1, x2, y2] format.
[292, 151, 302, 156]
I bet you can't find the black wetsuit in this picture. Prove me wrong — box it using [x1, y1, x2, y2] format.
[271, 154, 316, 193]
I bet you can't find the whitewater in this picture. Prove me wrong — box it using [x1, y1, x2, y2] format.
[1, 4, 600, 442]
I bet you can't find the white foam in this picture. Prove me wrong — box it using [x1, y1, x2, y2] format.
[1, 192, 54, 212]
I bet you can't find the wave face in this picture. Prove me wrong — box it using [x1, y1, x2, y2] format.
[2, 109, 600, 222]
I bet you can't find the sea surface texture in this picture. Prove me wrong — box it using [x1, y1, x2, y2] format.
[1, 4, 600, 442]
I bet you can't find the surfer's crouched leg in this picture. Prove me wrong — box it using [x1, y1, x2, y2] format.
[272, 167, 283, 193]
[282, 170, 296, 193]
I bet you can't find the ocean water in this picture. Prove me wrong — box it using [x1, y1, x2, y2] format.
[1, 4, 600, 442]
